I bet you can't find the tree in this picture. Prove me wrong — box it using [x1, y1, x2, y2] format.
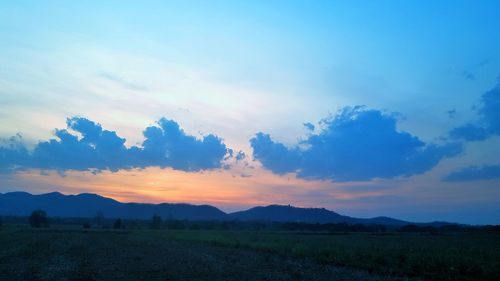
[113, 218, 123, 229]
[29, 210, 49, 228]
[94, 211, 104, 228]
[150, 214, 162, 229]
[0, 216, 3, 230]
[83, 222, 91, 229]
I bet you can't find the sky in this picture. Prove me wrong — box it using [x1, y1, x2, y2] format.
[1, 0, 500, 224]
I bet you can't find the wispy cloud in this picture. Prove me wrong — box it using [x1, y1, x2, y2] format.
[461, 59, 490, 81]
[443, 165, 500, 182]
[98, 72, 149, 91]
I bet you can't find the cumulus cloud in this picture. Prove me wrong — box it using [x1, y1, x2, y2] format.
[250, 106, 462, 182]
[0, 134, 31, 173]
[140, 118, 228, 171]
[250, 133, 302, 175]
[450, 84, 500, 141]
[443, 165, 500, 182]
[0, 117, 229, 173]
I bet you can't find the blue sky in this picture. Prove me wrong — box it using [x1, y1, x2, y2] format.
[1, 0, 500, 224]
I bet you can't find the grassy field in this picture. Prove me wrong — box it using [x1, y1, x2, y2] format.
[156, 230, 500, 280]
[0, 226, 499, 280]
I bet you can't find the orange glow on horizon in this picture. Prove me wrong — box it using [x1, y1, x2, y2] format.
[2, 166, 391, 212]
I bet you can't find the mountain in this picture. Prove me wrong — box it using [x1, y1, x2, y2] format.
[0, 191, 226, 220]
[229, 205, 349, 223]
[0, 191, 442, 226]
[229, 205, 409, 226]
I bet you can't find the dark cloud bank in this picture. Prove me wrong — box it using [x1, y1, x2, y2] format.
[0, 117, 229, 174]
[251, 106, 462, 182]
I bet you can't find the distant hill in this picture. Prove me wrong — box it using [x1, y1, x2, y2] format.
[0, 191, 451, 226]
[229, 205, 410, 226]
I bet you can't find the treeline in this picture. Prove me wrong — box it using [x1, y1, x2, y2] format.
[399, 224, 500, 233]
[1, 212, 499, 233]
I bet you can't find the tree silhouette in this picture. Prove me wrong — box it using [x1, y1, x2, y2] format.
[29, 210, 49, 228]
[150, 214, 162, 229]
[113, 218, 123, 229]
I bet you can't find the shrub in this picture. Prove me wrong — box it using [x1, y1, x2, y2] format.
[29, 210, 49, 228]
[113, 218, 123, 229]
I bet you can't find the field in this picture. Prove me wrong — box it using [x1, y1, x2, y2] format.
[1, 226, 499, 281]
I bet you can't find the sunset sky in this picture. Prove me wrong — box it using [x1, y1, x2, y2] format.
[1, 0, 500, 224]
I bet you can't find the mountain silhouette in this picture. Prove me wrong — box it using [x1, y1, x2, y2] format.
[229, 205, 409, 226]
[0, 191, 450, 226]
[0, 191, 225, 220]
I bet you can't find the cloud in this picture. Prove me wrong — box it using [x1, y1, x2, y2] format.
[303, 122, 315, 131]
[443, 165, 500, 182]
[31, 117, 136, 172]
[0, 117, 229, 173]
[446, 109, 456, 119]
[235, 151, 246, 161]
[0, 134, 31, 173]
[460, 59, 490, 81]
[444, 83, 500, 182]
[250, 133, 302, 175]
[98, 72, 149, 91]
[450, 84, 500, 141]
[449, 124, 489, 141]
[462, 70, 475, 81]
[140, 118, 228, 171]
[481, 84, 500, 134]
[250, 106, 462, 182]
